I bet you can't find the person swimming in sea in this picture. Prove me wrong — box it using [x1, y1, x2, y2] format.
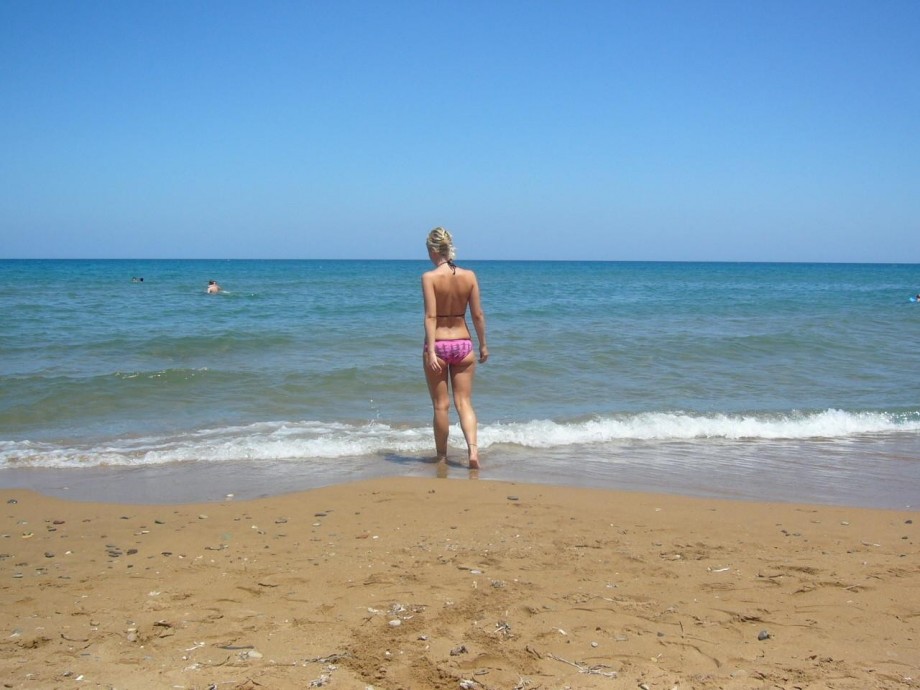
[206, 280, 222, 294]
[421, 226, 489, 470]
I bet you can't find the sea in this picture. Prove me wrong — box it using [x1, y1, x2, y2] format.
[1, 259, 918, 509]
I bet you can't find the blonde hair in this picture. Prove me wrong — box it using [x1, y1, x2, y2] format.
[426, 226, 456, 262]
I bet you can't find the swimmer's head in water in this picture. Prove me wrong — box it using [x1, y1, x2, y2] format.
[426, 226, 456, 262]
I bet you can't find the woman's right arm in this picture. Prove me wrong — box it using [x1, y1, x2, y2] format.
[468, 273, 488, 363]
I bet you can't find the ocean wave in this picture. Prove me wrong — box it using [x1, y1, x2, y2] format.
[1, 409, 918, 469]
[485, 409, 920, 447]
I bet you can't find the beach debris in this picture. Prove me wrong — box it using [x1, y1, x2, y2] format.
[546, 653, 617, 678]
[148, 620, 174, 640]
[450, 644, 469, 656]
[61, 632, 89, 642]
[493, 621, 512, 638]
[304, 652, 349, 665]
[385, 601, 424, 625]
[507, 496, 519, 501]
[525, 645, 542, 659]
[309, 674, 331, 686]
[6, 499, 17, 504]
[758, 630, 771, 641]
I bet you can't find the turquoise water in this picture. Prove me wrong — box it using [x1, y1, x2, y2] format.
[1, 259, 919, 507]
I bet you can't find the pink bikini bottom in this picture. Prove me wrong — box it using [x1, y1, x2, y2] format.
[424, 339, 473, 364]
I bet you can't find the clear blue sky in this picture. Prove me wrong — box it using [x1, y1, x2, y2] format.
[1, 0, 918, 261]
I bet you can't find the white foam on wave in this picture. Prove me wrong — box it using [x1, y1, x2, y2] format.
[482, 409, 920, 447]
[1, 409, 917, 469]
[0, 421, 434, 469]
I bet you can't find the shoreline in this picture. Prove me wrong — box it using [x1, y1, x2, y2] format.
[1, 441, 917, 510]
[1, 476, 917, 688]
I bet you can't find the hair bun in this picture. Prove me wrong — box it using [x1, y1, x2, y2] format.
[427, 226, 456, 261]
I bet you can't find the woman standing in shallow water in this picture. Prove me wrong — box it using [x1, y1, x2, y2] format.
[422, 227, 489, 469]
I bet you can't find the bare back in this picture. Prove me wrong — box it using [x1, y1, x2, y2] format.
[423, 266, 475, 339]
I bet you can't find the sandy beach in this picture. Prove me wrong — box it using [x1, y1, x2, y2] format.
[1, 477, 917, 689]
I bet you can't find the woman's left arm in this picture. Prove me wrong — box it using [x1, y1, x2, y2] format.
[422, 273, 442, 371]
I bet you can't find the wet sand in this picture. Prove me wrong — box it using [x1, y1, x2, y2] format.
[1, 477, 917, 689]
[3, 439, 918, 511]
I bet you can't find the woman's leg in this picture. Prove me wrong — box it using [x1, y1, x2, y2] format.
[424, 355, 451, 461]
[449, 355, 479, 468]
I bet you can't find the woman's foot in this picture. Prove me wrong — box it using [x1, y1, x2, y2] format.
[468, 445, 480, 470]
[436, 457, 448, 479]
